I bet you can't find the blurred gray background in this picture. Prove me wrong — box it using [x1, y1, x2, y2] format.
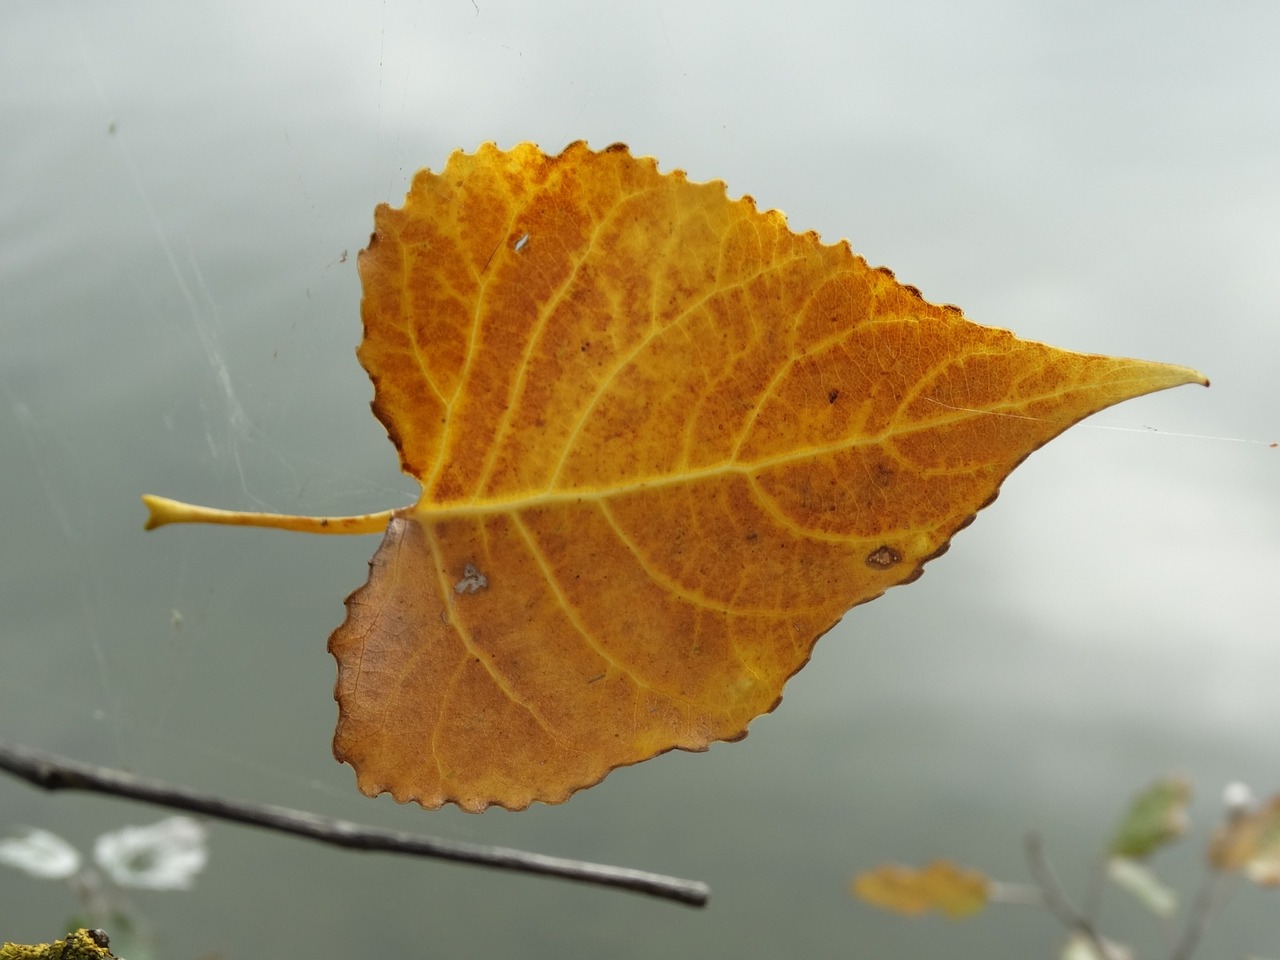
[2, 1, 1276, 957]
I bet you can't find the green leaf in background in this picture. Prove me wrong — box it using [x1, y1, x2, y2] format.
[1107, 777, 1191, 859]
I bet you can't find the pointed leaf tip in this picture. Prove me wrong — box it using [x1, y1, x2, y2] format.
[1121, 358, 1208, 395]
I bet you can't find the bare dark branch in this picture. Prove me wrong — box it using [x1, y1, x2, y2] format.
[0, 737, 709, 907]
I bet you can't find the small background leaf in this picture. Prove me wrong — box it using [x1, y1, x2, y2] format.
[852, 860, 989, 919]
[1210, 795, 1280, 885]
[1108, 777, 1191, 859]
[92, 816, 207, 890]
[1060, 933, 1133, 960]
[0, 827, 82, 880]
[1106, 857, 1178, 918]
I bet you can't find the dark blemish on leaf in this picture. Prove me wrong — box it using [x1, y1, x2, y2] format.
[320, 518, 330, 527]
[865, 545, 902, 570]
[454, 563, 489, 594]
[903, 284, 922, 298]
[745, 531, 758, 542]
[513, 232, 530, 252]
[828, 388, 840, 404]
[586, 672, 606, 684]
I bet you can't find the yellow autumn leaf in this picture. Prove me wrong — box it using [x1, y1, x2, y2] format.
[852, 860, 990, 918]
[143, 141, 1207, 811]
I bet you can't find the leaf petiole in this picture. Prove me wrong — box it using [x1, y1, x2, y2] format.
[141, 494, 394, 535]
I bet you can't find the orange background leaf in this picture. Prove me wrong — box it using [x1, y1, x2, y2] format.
[324, 142, 1205, 811]
[1210, 795, 1280, 884]
[852, 860, 990, 918]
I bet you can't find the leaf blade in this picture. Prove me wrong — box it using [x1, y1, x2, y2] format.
[334, 142, 1206, 810]
[1108, 777, 1192, 860]
[1210, 795, 1280, 885]
[330, 140, 1198, 814]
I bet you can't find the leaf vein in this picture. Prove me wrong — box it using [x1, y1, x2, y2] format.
[510, 512, 677, 707]
[421, 522, 571, 749]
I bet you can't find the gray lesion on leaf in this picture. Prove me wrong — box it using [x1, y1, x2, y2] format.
[454, 563, 489, 594]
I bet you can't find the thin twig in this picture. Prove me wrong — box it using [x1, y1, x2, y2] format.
[1168, 868, 1229, 960]
[1024, 832, 1114, 959]
[1082, 852, 1108, 927]
[0, 737, 709, 907]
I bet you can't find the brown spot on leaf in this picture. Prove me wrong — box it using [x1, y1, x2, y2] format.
[865, 545, 903, 570]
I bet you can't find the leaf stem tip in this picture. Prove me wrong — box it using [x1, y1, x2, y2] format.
[141, 494, 394, 535]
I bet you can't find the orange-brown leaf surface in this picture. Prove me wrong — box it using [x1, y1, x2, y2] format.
[328, 142, 1204, 811]
[852, 860, 990, 918]
[143, 141, 1206, 812]
[1209, 795, 1280, 885]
